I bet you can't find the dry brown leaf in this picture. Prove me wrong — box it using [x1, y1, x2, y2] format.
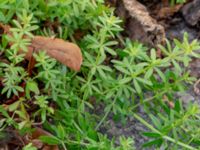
[0, 23, 10, 35]
[25, 127, 59, 150]
[0, 23, 83, 71]
[29, 36, 82, 71]
[162, 0, 169, 6]
[162, 95, 174, 108]
[158, 4, 183, 19]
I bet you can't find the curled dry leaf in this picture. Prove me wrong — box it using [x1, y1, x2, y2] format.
[0, 23, 83, 71]
[25, 127, 59, 150]
[158, 4, 183, 19]
[28, 36, 82, 71]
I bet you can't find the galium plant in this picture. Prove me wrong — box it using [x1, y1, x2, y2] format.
[0, 0, 200, 149]
[137, 100, 200, 150]
[170, 0, 186, 5]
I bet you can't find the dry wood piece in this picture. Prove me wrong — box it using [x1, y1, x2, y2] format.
[123, 0, 165, 45]
[0, 23, 82, 71]
[120, 0, 165, 46]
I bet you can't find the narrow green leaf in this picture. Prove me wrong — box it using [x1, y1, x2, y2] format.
[133, 79, 141, 94]
[142, 132, 161, 138]
[39, 136, 60, 145]
[143, 138, 163, 147]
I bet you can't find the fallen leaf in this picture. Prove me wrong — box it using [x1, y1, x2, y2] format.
[0, 23, 83, 71]
[158, 4, 183, 19]
[25, 127, 59, 150]
[29, 36, 82, 71]
[162, 95, 174, 108]
[0, 23, 10, 35]
[162, 0, 169, 6]
[27, 52, 36, 75]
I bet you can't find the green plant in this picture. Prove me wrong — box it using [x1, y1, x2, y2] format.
[170, 0, 186, 5]
[134, 100, 200, 150]
[0, 0, 200, 150]
[22, 143, 37, 150]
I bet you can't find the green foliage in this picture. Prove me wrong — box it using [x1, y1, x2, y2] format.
[1, 63, 26, 98]
[22, 143, 37, 150]
[170, 0, 186, 5]
[0, 0, 200, 150]
[137, 100, 200, 149]
[119, 136, 135, 150]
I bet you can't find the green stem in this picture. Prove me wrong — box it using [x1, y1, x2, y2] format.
[66, 139, 89, 146]
[72, 120, 84, 134]
[69, 34, 77, 44]
[61, 142, 67, 150]
[130, 74, 188, 111]
[95, 97, 117, 130]
[130, 91, 165, 110]
[132, 113, 197, 150]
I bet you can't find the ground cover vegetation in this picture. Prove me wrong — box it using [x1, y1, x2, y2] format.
[0, 0, 200, 149]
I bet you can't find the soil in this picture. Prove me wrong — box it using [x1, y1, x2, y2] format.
[100, 108, 151, 149]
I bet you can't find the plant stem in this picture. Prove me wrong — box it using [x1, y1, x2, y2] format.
[132, 113, 197, 150]
[67, 139, 89, 146]
[95, 97, 117, 131]
[62, 142, 67, 150]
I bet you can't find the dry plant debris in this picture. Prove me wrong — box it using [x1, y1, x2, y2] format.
[0, 23, 82, 71]
[122, 0, 165, 45]
[25, 127, 59, 150]
[29, 36, 82, 71]
[158, 4, 183, 19]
